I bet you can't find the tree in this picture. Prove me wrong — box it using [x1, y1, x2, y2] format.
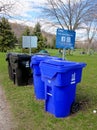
[33, 22, 46, 51]
[83, 19, 97, 54]
[22, 27, 31, 36]
[42, 0, 97, 31]
[20, 23, 47, 53]
[52, 36, 56, 49]
[0, 17, 17, 52]
[19, 27, 31, 48]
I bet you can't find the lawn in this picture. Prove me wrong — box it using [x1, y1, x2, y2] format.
[0, 49, 97, 130]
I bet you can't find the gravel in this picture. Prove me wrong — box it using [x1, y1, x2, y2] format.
[0, 86, 15, 130]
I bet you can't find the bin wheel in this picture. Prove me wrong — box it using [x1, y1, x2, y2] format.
[71, 102, 80, 114]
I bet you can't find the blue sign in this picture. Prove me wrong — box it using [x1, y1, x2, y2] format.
[56, 28, 76, 49]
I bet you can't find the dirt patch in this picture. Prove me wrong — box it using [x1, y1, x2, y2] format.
[0, 86, 15, 130]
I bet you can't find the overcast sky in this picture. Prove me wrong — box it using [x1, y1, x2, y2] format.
[0, 0, 45, 25]
[0, 0, 84, 36]
[8, 0, 46, 25]
[1, 0, 57, 33]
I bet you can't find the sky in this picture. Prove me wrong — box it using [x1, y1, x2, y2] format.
[0, 0, 85, 37]
[9, 0, 82, 34]
[1, 0, 52, 31]
[0, 0, 49, 29]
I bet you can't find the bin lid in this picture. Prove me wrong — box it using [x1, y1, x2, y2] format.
[6, 53, 12, 61]
[30, 55, 49, 64]
[41, 59, 86, 68]
[40, 59, 86, 79]
[30, 55, 62, 67]
[10, 53, 31, 62]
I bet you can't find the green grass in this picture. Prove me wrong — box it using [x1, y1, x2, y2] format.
[0, 50, 97, 130]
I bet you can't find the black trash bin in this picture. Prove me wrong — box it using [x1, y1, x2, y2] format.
[7, 53, 32, 86]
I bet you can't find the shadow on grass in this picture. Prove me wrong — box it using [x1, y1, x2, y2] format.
[79, 99, 90, 111]
[76, 85, 95, 112]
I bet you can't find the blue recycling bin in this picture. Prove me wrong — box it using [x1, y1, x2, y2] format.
[40, 59, 86, 118]
[30, 55, 62, 99]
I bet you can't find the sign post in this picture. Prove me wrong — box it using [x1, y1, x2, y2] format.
[56, 28, 76, 59]
[62, 48, 65, 60]
[22, 36, 37, 55]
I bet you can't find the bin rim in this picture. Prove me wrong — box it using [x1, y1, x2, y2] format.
[30, 55, 62, 67]
[30, 55, 50, 68]
[40, 59, 86, 68]
[40, 59, 86, 79]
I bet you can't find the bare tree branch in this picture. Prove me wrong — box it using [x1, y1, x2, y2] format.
[82, 19, 97, 53]
[0, 0, 16, 18]
[42, 0, 97, 31]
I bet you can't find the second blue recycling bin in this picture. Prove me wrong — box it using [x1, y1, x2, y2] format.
[40, 59, 86, 118]
[30, 55, 62, 99]
[30, 55, 49, 99]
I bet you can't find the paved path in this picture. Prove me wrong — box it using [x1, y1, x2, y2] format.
[0, 86, 14, 130]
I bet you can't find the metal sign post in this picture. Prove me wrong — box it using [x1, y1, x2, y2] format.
[29, 36, 31, 55]
[62, 48, 66, 60]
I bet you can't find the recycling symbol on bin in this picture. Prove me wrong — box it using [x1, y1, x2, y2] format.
[71, 72, 76, 84]
[26, 61, 29, 68]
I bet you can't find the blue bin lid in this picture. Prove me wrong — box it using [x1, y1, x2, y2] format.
[31, 55, 49, 63]
[41, 59, 86, 68]
[30, 55, 63, 68]
[40, 59, 86, 79]
[30, 55, 49, 68]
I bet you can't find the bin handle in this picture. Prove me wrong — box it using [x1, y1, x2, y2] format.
[45, 92, 52, 100]
[47, 93, 52, 96]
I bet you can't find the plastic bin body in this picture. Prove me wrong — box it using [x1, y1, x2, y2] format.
[40, 59, 86, 117]
[45, 84, 76, 117]
[30, 55, 50, 99]
[9, 53, 32, 86]
[30, 55, 62, 99]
